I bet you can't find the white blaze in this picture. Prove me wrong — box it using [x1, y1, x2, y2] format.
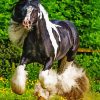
[24, 6, 33, 21]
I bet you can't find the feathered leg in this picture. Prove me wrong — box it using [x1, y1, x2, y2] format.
[11, 64, 27, 95]
[11, 57, 28, 95]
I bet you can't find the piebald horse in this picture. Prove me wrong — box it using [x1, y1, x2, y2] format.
[8, 0, 89, 100]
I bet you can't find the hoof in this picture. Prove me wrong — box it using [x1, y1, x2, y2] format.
[11, 80, 25, 95]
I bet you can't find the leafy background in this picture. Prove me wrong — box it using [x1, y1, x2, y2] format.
[0, 0, 100, 94]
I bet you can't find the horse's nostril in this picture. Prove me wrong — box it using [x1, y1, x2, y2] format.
[22, 20, 31, 29]
[26, 26, 28, 29]
[29, 21, 31, 25]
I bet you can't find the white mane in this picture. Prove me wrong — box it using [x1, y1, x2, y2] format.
[39, 4, 61, 57]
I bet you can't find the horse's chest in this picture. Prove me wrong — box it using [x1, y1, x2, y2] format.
[33, 41, 48, 62]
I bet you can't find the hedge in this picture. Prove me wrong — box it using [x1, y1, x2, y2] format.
[0, 0, 100, 92]
[0, 0, 100, 49]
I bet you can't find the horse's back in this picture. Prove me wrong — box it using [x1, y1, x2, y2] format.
[51, 20, 79, 51]
[64, 20, 79, 51]
[51, 20, 79, 60]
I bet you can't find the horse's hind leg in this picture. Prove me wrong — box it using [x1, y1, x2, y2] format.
[57, 48, 76, 74]
[57, 56, 73, 74]
[66, 46, 77, 62]
[57, 49, 89, 100]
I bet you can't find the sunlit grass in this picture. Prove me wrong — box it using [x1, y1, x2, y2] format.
[0, 88, 100, 100]
[0, 88, 37, 100]
[0, 77, 100, 100]
[83, 92, 100, 100]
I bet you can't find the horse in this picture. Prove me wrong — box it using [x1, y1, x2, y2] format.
[9, 0, 79, 70]
[8, 0, 89, 99]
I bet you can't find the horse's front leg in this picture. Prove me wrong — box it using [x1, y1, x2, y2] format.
[11, 56, 28, 95]
[43, 57, 53, 71]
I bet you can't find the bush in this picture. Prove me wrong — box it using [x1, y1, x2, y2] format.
[75, 52, 100, 92]
[0, 0, 15, 38]
[0, 39, 21, 79]
[0, 0, 100, 92]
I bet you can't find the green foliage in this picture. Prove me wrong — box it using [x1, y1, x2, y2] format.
[0, 39, 21, 79]
[0, 79, 100, 100]
[0, 0, 100, 93]
[0, 0, 15, 38]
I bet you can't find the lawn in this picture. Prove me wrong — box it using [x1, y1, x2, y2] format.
[0, 88, 36, 100]
[0, 87, 100, 100]
[0, 77, 100, 100]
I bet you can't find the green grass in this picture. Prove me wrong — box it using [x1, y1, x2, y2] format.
[0, 78, 100, 100]
[0, 88, 36, 100]
[0, 88, 100, 100]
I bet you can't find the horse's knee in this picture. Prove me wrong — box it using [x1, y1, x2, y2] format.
[43, 57, 53, 71]
[20, 57, 29, 65]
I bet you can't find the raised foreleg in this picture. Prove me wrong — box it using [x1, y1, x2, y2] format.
[11, 64, 28, 95]
[11, 56, 29, 95]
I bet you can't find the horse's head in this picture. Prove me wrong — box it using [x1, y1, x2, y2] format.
[12, 0, 39, 30]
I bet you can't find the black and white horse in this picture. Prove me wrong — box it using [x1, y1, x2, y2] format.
[8, 0, 89, 99]
[9, 0, 79, 70]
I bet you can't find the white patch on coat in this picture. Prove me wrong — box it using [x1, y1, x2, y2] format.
[11, 64, 27, 94]
[24, 6, 33, 23]
[39, 4, 61, 57]
[8, 19, 28, 45]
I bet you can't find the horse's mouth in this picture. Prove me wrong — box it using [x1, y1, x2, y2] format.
[23, 24, 32, 30]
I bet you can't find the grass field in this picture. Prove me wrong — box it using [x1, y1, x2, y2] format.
[0, 77, 100, 100]
[0, 87, 100, 100]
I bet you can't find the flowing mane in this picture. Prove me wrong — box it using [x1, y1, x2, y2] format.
[38, 4, 61, 57]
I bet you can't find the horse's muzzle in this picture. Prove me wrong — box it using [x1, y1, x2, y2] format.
[22, 18, 32, 30]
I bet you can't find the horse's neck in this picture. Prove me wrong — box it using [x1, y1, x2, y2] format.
[37, 17, 47, 33]
[36, 17, 49, 39]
